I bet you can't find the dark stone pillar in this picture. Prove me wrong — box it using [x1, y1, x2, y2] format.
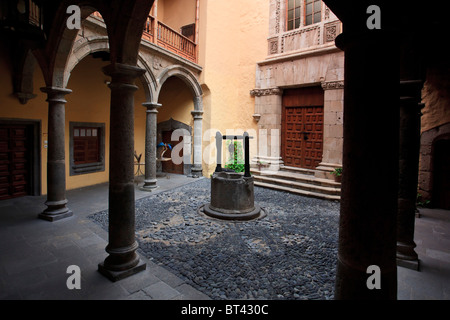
[98, 63, 146, 282]
[397, 80, 423, 270]
[141, 102, 160, 191]
[39, 87, 73, 222]
[334, 29, 399, 299]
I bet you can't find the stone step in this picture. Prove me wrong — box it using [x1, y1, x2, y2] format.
[251, 166, 341, 200]
[278, 165, 316, 176]
[253, 174, 341, 196]
[254, 181, 341, 201]
[251, 169, 341, 188]
[251, 168, 340, 188]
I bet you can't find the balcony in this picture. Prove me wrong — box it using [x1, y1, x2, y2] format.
[91, 0, 198, 64]
[142, 15, 197, 63]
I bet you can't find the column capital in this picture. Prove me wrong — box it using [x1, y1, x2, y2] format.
[40, 87, 72, 103]
[250, 87, 283, 97]
[191, 110, 204, 119]
[102, 63, 146, 79]
[103, 64, 145, 94]
[400, 80, 424, 103]
[321, 80, 344, 91]
[142, 102, 162, 112]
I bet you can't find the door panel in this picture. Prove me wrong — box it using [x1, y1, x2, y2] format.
[282, 87, 324, 169]
[0, 125, 31, 200]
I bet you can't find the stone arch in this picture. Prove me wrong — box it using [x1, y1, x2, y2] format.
[156, 65, 203, 110]
[137, 55, 157, 102]
[65, 35, 156, 101]
[50, 5, 100, 87]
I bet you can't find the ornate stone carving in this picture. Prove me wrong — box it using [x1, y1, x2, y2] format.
[281, 25, 321, 53]
[275, 0, 281, 34]
[321, 80, 344, 90]
[152, 56, 162, 70]
[268, 37, 278, 55]
[324, 6, 330, 20]
[250, 88, 283, 97]
[325, 21, 341, 43]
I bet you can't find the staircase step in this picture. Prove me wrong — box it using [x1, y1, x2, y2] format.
[253, 175, 341, 196]
[279, 165, 316, 176]
[254, 181, 341, 201]
[251, 168, 340, 188]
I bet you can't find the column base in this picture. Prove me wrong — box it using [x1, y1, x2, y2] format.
[397, 257, 420, 271]
[191, 166, 203, 178]
[397, 241, 420, 271]
[38, 200, 73, 221]
[98, 259, 146, 282]
[140, 179, 158, 191]
[139, 185, 159, 192]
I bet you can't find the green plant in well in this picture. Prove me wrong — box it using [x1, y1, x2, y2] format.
[225, 140, 245, 173]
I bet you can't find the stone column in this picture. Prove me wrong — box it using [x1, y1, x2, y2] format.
[39, 87, 73, 222]
[98, 63, 146, 281]
[141, 102, 161, 190]
[397, 80, 423, 270]
[191, 108, 203, 178]
[250, 88, 283, 173]
[334, 29, 399, 299]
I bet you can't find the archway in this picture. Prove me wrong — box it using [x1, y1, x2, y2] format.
[432, 135, 450, 209]
[157, 76, 196, 176]
[156, 66, 204, 177]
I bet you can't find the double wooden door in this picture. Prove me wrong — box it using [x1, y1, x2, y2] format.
[282, 87, 324, 169]
[0, 125, 31, 200]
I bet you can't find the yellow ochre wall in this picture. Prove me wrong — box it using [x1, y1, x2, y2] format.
[66, 54, 147, 190]
[0, 0, 271, 192]
[197, 0, 270, 174]
[158, 76, 195, 126]
[0, 45, 48, 193]
[158, 0, 197, 33]
[0, 50, 147, 195]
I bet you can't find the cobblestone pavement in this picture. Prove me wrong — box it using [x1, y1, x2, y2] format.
[89, 178, 340, 300]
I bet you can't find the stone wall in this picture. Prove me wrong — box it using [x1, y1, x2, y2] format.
[252, 48, 344, 174]
[418, 65, 450, 201]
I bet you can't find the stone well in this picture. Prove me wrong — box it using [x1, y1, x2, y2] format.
[200, 131, 264, 221]
[202, 171, 263, 221]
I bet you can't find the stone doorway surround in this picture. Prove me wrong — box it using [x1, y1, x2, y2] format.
[157, 118, 192, 176]
[419, 122, 450, 207]
[250, 79, 344, 180]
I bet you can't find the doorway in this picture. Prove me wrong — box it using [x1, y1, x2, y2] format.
[0, 121, 40, 200]
[281, 86, 324, 169]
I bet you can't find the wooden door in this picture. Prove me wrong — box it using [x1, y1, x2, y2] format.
[282, 87, 324, 169]
[161, 130, 184, 174]
[0, 125, 31, 200]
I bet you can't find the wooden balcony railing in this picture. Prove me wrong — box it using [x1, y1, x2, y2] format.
[143, 17, 197, 63]
[142, 15, 155, 43]
[89, 13, 197, 63]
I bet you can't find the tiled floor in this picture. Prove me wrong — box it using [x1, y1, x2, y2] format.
[397, 208, 450, 300]
[0, 174, 449, 300]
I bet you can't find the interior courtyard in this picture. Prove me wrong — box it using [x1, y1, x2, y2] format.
[0, 0, 449, 303]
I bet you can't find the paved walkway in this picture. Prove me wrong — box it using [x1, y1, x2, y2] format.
[0, 174, 210, 300]
[0, 173, 449, 300]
